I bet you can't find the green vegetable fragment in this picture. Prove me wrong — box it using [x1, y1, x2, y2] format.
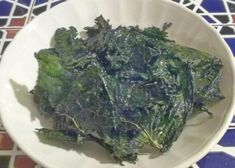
[32, 15, 224, 164]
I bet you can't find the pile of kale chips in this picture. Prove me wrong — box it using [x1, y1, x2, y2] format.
[33, 16, 224, 164]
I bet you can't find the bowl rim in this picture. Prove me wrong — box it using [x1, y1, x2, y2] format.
[0, 0, 235, 168]
[165, 1, 235, 167]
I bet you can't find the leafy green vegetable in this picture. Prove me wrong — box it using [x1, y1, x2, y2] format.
[33, 15, 223, 164]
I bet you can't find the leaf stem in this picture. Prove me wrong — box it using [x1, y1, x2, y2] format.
[121, 120, 162, 150]
[57, 113, 86, 135]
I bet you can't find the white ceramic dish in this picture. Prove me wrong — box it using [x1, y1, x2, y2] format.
[0, 0, 235, 168]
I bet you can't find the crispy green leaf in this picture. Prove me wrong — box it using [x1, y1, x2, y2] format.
[33, 15, 223, 164]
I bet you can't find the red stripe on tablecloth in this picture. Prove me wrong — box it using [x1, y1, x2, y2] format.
[6, 29, 20, 39]
[15, 155, 36, 168]
[9, 17, 26, 27]
[0, 133, 14, 150]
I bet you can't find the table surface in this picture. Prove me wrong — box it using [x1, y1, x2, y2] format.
[0, 0, 235, 168]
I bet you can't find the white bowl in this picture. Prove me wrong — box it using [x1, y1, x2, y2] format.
[0, 0, 235, 168]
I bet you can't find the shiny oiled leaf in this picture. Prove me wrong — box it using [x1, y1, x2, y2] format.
[33, 15, 223, 164]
